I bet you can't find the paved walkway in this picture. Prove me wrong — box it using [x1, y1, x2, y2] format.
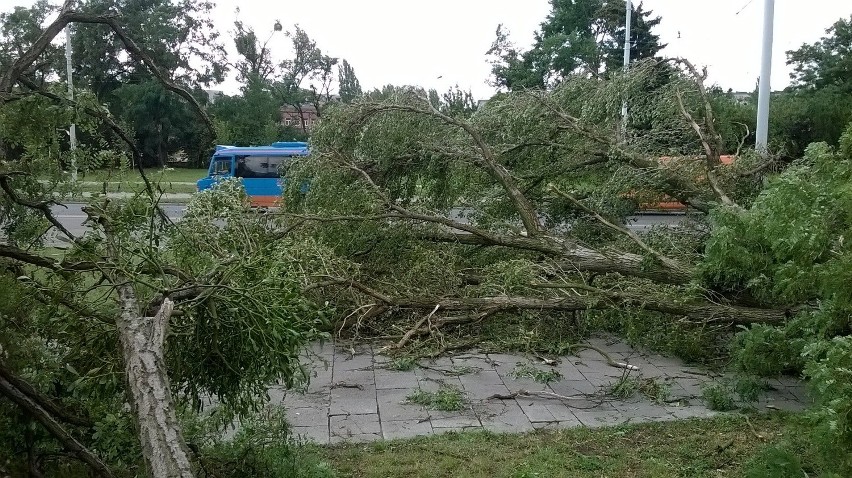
[269, 337, 809, 444]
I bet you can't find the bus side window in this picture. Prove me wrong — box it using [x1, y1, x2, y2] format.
[235, 156, 282, 179]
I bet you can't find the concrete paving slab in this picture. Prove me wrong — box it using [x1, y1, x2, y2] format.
[329, 413, 381, 440]
[459, 369, 505, 387]
[258, 337, 812, 444]
[287, 407, 329, 427]
[377, 389, 432, 421]
[548, 379, 603, 396]
[571, 408, 627, 428]
[292, 425, 329, 445]
[375, 370, 419, 390]
[329, 385, 378, 415]
[382, 419, 433, 440]
[462, 381, 511, 399]
[430, 415, 482, 429]
[515, 398, 558, 423]
[451, 353, 492, 369]
[416, 376, 463, 393]
[543, 404, 581, 423]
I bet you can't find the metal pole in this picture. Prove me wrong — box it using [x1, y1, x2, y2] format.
[755, 0, 774, 152]
[621, 0, 632, 140]
[65, 25, 78, 182]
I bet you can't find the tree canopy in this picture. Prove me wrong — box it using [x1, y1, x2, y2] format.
[488, 0, 664, 89]
[765, 15, 852, 158]
[787, 15, 852, 93]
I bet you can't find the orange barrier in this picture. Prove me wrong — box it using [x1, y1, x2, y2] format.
[250, 195, 281, 208]
[636, 155, 735, 211]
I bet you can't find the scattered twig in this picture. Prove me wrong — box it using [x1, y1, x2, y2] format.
[0, 375, 113, 477]
[738, 158, 777, 177]
[742, 414, 766, 440]
[331, 382, 364, 390]
[732, 121, 750, 158]
[425, 340, 481, 359]
[0, 174, 76, 241]
[680, 369, 711, 377]
[488, 389, 605, 409]
[570, 344, 639, 371]
[395, 304, 440, 350]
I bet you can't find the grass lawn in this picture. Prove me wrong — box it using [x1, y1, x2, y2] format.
[42, 168, 207, 197]
[74, 180, 198, 195]
[77, 167, 208, 184]
[320, 413, 816, 478]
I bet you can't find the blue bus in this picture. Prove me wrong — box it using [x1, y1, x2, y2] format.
[196, 141, 309, 207]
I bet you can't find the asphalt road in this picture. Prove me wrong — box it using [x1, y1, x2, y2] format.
[47, 203, 187, 240]
[47, 203, 686, 243]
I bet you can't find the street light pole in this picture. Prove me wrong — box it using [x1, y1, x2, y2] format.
[755, 0, 775, 152]
[65, 25, 78, 182]
[621, 0, 632, 141]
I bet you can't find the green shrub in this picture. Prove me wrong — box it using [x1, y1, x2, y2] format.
[703, 124, 852, 477]
[743, 446, 805, 478]
[701, 383, 736, 411]
[406, 386, 467, 411]
[733, 325, 803, 377]
[803, 336, 852, 475]
[733, 376, 770, 404]
[192, 408, 335, 478]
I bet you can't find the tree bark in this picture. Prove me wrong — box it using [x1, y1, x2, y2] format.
[115, 292, 194, 478]
[557, 244, 692, 285]
[312, 280, 792, 326]
[421, 231, 692, 285]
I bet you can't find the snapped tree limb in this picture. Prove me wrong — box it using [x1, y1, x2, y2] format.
[308, 278, 793, 325]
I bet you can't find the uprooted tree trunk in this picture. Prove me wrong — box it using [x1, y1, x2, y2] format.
[115, 293, 194, 478]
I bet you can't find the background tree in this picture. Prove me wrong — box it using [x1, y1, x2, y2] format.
[488, 0, 664, 89]
[217, 20, 355, 144]
[209, 88, 298, 146]
[0, 1, 62, 83]
[766, 15, 852, 158]
[65, 0, 227, 167]
[787, 15, 852, 93]
[338, 58, 362, 103]
[211, 16, 305, 146]
[232, 14, 282, 89]
[440, 85, 478, 118]
[273, 25, 338, 135]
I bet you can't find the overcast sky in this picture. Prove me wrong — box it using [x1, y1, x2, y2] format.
[11, 0, 852, 99]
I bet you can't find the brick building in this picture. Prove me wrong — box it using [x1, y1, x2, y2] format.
[280, 104, 319, 132]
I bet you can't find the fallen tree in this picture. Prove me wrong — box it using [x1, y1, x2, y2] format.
[281, 63, 794, 341]
[285, 76, 852, 474]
